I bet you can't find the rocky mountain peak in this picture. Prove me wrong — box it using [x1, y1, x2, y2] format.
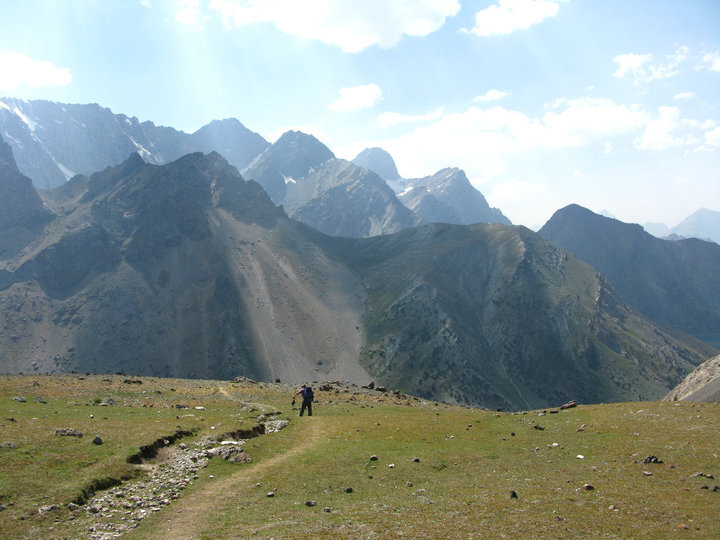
[352, 147, 400, 182]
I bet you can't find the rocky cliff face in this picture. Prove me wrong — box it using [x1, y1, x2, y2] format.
[0, 99, 269, 190]
[539, 204, 720, 337]
[245, 132, 419, 237]
[665, 355, 720, 402]
[0, 155, 713, 409]
[399, 168, 511, 226]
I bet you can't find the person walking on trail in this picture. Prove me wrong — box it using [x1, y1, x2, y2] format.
[293, 384, 314, 416]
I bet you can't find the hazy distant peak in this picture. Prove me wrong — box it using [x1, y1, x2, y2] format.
[352, 147, 400, 182]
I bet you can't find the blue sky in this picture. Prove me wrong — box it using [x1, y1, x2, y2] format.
[1, 0, 719, 227]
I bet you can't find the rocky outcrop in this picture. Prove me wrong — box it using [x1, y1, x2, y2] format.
[665, 355, 720, 402]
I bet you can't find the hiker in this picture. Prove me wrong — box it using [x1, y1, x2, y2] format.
[293, 384, 314, 416]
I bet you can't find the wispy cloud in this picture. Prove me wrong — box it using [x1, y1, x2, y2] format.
[378, 107, 444, 127]
[0, 50, 72, 93]
[613, 46, 689, 84]
[208, 0, 460, 53]
[701, 51, 720, 72]
[329, 84, 382, 112]
[473, 90, 511, 103]
[635, 106, 699, 151]
[673, 92, 696, 101]
[464, 0, 565, 37]
[176, 0, 203, 27]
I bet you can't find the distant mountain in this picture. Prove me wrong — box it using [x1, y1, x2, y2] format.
[399, 168, 511, 226]
[352, 147, 401, 184]
[0, 134, 18, 169]
[642, 222, 671, 238]
[539, 204, 720, 337]
[353, 147, 511, 226]
[245, 132, 419, 237]
[0, 98, 269, 190]
[665, 355, 720, 402]
[0, 157, 712, 410]
[644, 208, 720, 244]
[673, 208, 720, 244]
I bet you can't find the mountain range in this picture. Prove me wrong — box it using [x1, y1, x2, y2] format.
[1, 98, 510, 239]
[644, 208, 720, 245]
[539, 204, 720, 341]
[351, 147, 511, 227]
[0, 151, 715, 410]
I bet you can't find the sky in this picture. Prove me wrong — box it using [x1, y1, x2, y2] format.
[0, 0, 719, 228]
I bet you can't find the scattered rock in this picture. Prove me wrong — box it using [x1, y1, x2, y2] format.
[510, 490, 518, 498]
[123, 379, 142, 385]
[344, 487, 353, 493]
[711, 486, 719, 492]
[582, 484, 594, 491]
[92, 436, 104, 445]
[38, 504, 59, 514]
[323, 507, 331, 512]
[388, 463, 395, 468]
[3, 441, 17, 449]
[369, 455, 378, 461]
[67, 502, 80, 511]
[305, 500, 317, 507]
[55, 428, 83, 437]
[533, 425, 545, 431]
[576, 455, 584, 459]
[266, 492, 275, 498]
[643, 471, 653, 476]
[12, 396, 27, 402]
[264, 419, 289, 433]
[642, 455, 663, 464]
[412, 457, 420, 463]
[560, 400, 578, 410]
[34, 397, 47, 404]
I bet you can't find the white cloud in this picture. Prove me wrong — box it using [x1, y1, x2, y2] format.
[329, 83, 382, 112]
[176, 0, 202, 26]
[378, 107, 444, 127]
[703, 126, 720, 148]
[473, 89, 511, 103]
[613, 46, 689, 84]
[208, 0, 460, 53]
[0, 50, 72, 93]
[635, 106, 698, 151]
[673, 92, 695, 101]
[701, 51, 720, 72]
[377, 97, 648, 179]
[140, 0, 152, 7]
[465, 0, 563, 37]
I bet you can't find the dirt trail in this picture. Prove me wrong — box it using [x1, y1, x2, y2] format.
[143, 405, 327, 539]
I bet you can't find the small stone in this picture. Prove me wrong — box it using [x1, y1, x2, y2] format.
[582, 484, 595, 491]
[305, 500, 317, 507]
[266, 492, 274, 497]
[67, 502, 79, 511]
[576, 455, 584, 459]
[369, 455, 378, 461]
[344, 487, 353, 493]
[608, 504, 616, 511]
[388, 463, 395, 468]
[38, 504, 59, 514]
[643, 471, 653, 476]
[711, 486, 719, 492]
[510, 490, 518, 498]
[406, 481, 413, 487]
[412, 457, 420, 462]
[92, 436, 103, 445]
[323, 507, 331, 512]
[12, 396, 27, 402]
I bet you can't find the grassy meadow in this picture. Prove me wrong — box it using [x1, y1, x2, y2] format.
[0, 374, 718, 538]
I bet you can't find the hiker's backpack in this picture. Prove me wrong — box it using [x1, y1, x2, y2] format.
[305, 387, 314, 401]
